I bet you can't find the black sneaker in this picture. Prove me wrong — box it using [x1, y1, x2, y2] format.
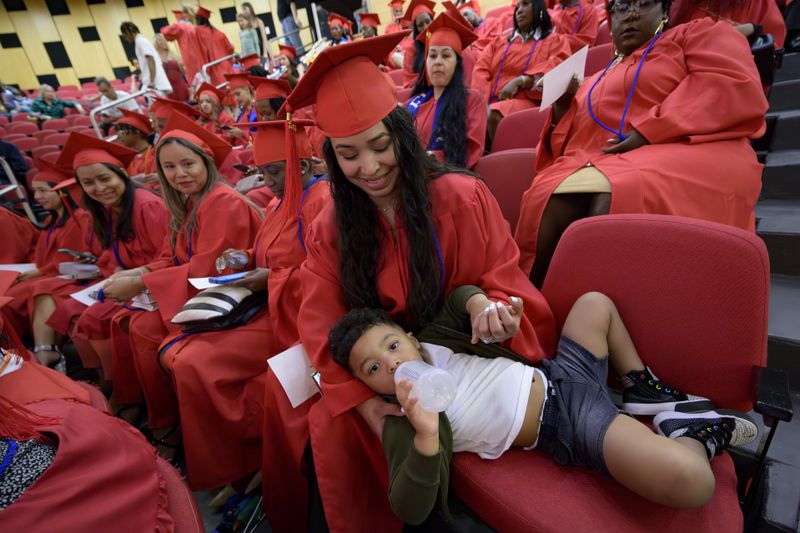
[621, 367, 714, 415]
[653, 410, 758, 459]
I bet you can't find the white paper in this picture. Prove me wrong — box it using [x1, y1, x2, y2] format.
[0, 263, 36, 273]
[69, 281, 107, 307]
[267, 344, 320, 408]
[539, 45, 589, 110]
[189, 271, 254, 289]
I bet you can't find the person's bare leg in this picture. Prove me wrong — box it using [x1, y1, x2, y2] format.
[603, 414, 715, 507]
[32, 294, 63, 366]
[487, 110, 503, 148]
[529, 194, 591, 288]
[588, 192, 611, 216]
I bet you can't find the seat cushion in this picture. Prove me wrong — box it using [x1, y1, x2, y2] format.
[452, 448, 742, 533]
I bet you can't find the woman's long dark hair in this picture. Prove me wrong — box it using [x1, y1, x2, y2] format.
[411, 56, 469, 167]
[322, 106, 460, 332]
[79, 164, 139, 248]
[43, 191, 77, 229]
[514, 0, 553, 37]
[412, 23, 426, 75]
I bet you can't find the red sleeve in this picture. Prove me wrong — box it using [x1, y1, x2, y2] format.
[137, 198, 171, 263]
[472, 38, 497, 101]
[465, 90, 488, 169]
[631, 20, 767, 145]
[160, 23, 182, 41]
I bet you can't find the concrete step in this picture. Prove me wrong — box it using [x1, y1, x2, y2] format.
[767, 80, 800, 113]
[770, 110, 800, 152]
[762, 150, 800, 198]
[775, 52, 800, 83]
[756, 199, 800, 276]
[768, 275, 800, 391]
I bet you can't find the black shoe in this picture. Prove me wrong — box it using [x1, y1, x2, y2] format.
[653, 410, 758, 459]
[621, 367, 714, 415]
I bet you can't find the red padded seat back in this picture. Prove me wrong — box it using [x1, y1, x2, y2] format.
[491, 107, 548, 153]
[472, 148, 537, 233]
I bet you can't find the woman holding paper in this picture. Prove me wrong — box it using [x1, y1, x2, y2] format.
[98, 113, 261, 461]
[514, 1, 767, 287]
[27, 132, 169, 390]
[473, 0, 571, 142]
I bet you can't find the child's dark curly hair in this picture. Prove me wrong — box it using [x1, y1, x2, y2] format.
[328, 308, 399, 369]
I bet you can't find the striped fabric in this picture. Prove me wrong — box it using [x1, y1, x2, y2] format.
[171, 286, 253, 324]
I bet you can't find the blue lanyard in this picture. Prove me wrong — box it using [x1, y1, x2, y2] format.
[297, 176, 327, 252]
[565, 2, 583, 35]
[489, 35, 540, 103]
[0, 439, 19, 478]
[586, 31, 663, 140]
[108, 210, 129, 270]
[405, 89, 447, 151]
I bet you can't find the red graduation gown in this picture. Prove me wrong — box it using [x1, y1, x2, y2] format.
[473, 30, 571, 116]
[156, 181, 330, 490]
[245, 186, 275, 209]
[161, 23, 203, 82]
[515, 19, 767, 275]
[551, 0, 601, 52]
[0, 208, 38, 264]
[671, 0, 787, 47]
[126, 183, 262, 429]
[401, 37, 421, 88]
[291, 174, 556, 532]
[195, 25, 235, 85]
[408, 88, 488, 169]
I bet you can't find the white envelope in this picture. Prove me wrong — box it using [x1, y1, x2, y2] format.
[267, 344, 320, 408]
[540, 45, 589, 110]
[0, 263, 36, 273]
[69, 280, 108, 307]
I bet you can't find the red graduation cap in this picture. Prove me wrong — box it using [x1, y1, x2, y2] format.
[278, 44, 297, 60]
[249, 77, 291, 101]
[402, 0, 435, 24]
[56, 131, 137, 173]
[195, 5, 211, 19]
[172, 9, 185, 20]
[327, 12, 349, 29]
[418, 12, 477, 54]
[458, 0, 480, 13]
[225, 72, 252, 91]
[150, 97, 207, 120]
[388, 0, 405, 8]
[196, 82, 225, 102]
[30, 157, 72, 187]
[117, 108, 153, 134]
[442, 1, 473, 28]
[158, 110, 232, 169]
[239, 53, 262, 70]
[236, 119, 314, 166]
[360, 12, 381, 29]
[281, 31, 410, 138]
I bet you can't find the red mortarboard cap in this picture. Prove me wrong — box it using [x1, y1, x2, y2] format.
[172, 9, 185, 20]
[418, 12, 477, 53]
[239, 53, 262, 70]
[442, 1, 473, 27]
[388, 0, 405, 8]
[158, 111, 232, 168]
[195, 5, 211, 19]
[236, 119, 314, 165]
[281, 31, 410, 138]
[196, 82, 225, 102]
[360, 12, 381, 28]
[225, 72, 253, 91]
[278, 44, 297, 60]
[402, 0, 435, 23]
[150, 97, 207, 120]
[327, 12, 349, 28]
[117, 108, 154, 134]
[249, 77, 291, 101]
[56, 131, 137, 173]
[31, 157, 72, 186]
[459, 0, 479, 13]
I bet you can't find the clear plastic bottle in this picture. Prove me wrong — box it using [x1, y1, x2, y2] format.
[216, 250, 249, 273]
[394, 360, 457, 412]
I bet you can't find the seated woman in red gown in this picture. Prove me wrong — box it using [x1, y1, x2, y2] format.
[473, 0, 571, 143]
[401, 0, 436, 87]
[116, 109, 160, 192]
[551, 0, 601, 51]
[267, 33, 556, 532]
[1, 160, 90, 365]
[670, 0, 787, 48]
[98, 112, 262, 461]
[250, 77, 291, 121]
[194, 82, 242, 146]
[405, 13, 487, 169]
[514, 0, 768, 287]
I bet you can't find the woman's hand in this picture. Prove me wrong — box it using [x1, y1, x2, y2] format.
[468, 293, 524, 344]
[396, 379, 440, 456]
[102, 276, 145, 303]
[227, 127, 246, 139]
[230, 268, 269, 292]
[498, 77, 524, 100]
[16, 269, 42, 282]
[602, 129, 650, 154]
[107, 267, 147, 281]
[355, 395, 403, 437]
[552, 74, 581, 125]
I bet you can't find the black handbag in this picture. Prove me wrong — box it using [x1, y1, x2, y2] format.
[751, 33, 777, 85]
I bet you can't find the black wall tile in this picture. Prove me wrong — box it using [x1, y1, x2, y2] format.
[123, 0, 144, 7]
[0, 33, 22, 48]
[86, 0, 105, 4]
[151, 17, 169, 34]
[44, 0, 70, 16]
[36, 74, 60, 89]
[118, 34, 136, 61]
[257, 13, 276, 40]
[79, 26, 101, 42]
[1, 0, 26, 12]
[44, 41, 72, 68]
[220, 6, 237, 23]
[112, 66, 132, 81]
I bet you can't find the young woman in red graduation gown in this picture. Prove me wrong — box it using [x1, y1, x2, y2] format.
[0, 207, 38, 264]
[401, 0, 436, 87]
[270, 34, 556, 532]
[161, 15, 203, 82]
[1, 161, 90, 358]
[153, 120, 330, 490]
[514, 1, 768, 287]
[99, 112, 262, 458]
[195, 82, 243, 146]
[473, 0, 571, 141]
[671, 0, 786, 47]
[116, 109, 160, 192]
[406, 13, 487, 169]
[551, 0, 601, 51]
[194, 6, 235, 85]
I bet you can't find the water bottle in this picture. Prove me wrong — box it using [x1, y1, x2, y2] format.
[216, 250, 249, 273]
[394, 360, 457, 412]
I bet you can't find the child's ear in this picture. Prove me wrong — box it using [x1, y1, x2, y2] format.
[406, 332, 421, 349]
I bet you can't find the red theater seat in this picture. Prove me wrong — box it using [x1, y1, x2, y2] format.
[30, 145, 59, 160]
[387, 69, 404, 86]
[8, 122, 38, 136]
[11, 113, 30, 122]
[157, 456, 204, 532]
[32, 130, 54, 144]
[3, 133, 27, 143]
[491, 107, 548, 152]
[472, 148, 536, 233]
[595, 21, 612, 45]
[41, 118, 70, 131]
[586, 43, 615, 76]
[43, 133, 69, 148]
[67, 115, 92, 127]
[12, 136, 39, 154]
[451, 214, 770, 533]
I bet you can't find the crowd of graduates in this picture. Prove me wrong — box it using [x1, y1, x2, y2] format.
[0, 0, 790, 530]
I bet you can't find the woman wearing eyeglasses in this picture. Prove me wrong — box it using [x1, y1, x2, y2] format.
[514, 0, 768, 288]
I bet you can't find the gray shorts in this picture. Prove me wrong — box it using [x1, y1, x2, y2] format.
[535, 336, 619, 474]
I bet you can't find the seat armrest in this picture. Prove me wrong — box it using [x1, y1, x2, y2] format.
[753, 365, 793, 423]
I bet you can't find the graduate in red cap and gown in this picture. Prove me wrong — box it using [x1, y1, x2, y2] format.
[100, 112, 262, 460]
[194, 5, 235, 85]
[359, 11, 382, 38]
[224, 72, 258, 142]
[405, 13, 487, 168]
[0, 160, 90, 353]
[671, 0, 786, 48]
[195, 82, 243, 146]
[327, 12, 352, 45]
[514, 6, 768, 286]
[0, 208, 38, 264]
[267, 33, 555, 532]
[161, 9, 204, 82]
[551, 0, 600, 51]
[401, 0, 436, 87]
[115, 109, 159, 190]
[474, 0, 571, 140]
[155, 118, 329, 490]
[385, 0, 409, 33]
